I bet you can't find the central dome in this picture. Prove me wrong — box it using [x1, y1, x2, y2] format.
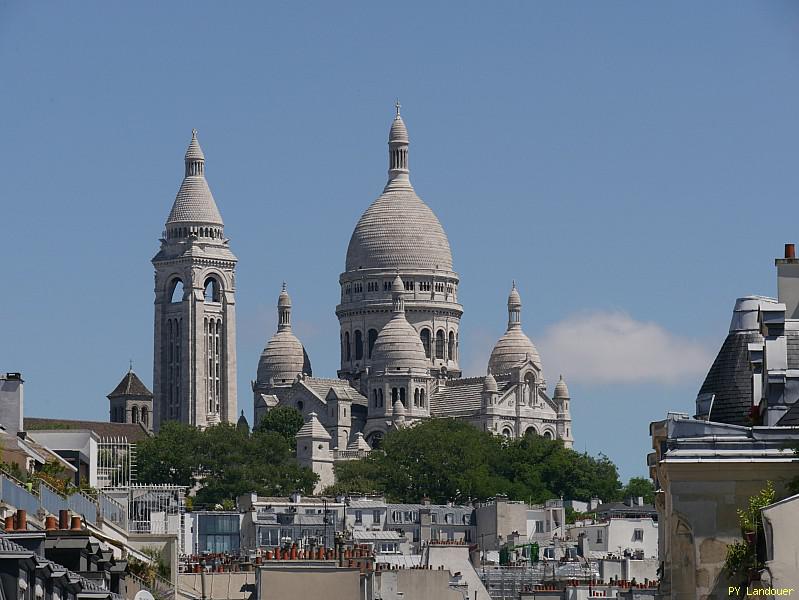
[345, 189, 453, 271]
[344, 111, 453, 273]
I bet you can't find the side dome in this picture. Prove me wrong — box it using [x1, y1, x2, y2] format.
[256, 284, 312, 384]
[344, 111, 453, 272]
[488, 282, 542, 374]
[257, 332, 312, 383]
[554, 375, 570, 399]
[371, 276, 430, 372]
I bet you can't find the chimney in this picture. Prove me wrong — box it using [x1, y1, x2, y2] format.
[777, 244, 799, 319]
[16, 509, 27, 531]
[59, 510, 70, 530]
[0, 373, 24, 436]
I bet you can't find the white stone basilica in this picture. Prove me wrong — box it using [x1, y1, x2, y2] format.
[250, 107, 573, 449]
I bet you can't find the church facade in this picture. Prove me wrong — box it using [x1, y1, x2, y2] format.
[251, 107, 573, 450]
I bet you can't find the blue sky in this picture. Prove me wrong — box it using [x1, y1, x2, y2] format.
[1, 2, 798, 482]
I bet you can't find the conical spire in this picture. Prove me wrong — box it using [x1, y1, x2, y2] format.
[386, 101, 411, 190]
[184, 129, 205, 176]
[166, 129, 224, 225]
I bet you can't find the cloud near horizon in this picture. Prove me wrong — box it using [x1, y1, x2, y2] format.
[537, 311, 714, 385]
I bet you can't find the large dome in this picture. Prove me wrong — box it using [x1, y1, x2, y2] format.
[345, 188, 453, 272]
[344, 112, 453, 272]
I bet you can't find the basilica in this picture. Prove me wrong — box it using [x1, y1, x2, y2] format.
[151, 106, 573, 450]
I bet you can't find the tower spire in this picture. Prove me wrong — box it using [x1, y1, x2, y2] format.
[391, 275, 405, 314]
[386, 103, 410, 187]
[184, 128, 205, 177]
[278, 283, 292, 332]
[507, 281, 522, 330]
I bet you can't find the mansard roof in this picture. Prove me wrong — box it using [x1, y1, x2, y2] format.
[698, 330, 761, 426]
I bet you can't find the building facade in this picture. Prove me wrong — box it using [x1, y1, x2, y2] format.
[252, 108, 573, 451]
[152, 130, 238, 430]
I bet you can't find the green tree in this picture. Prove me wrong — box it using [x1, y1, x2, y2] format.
[136, 421, 202, 487]
[327, 419, 623, 504]
[254, 406, 305, 447]
[621, 476, 655, 505]
[136, 421, 318, 508]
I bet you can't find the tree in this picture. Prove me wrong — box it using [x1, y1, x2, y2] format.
[136, 421, 203, 487]
[136, 421, 318, 507]
[621, 476, 655, 505]
[327, 419, 623, 504]
[254, 406, 305, 447]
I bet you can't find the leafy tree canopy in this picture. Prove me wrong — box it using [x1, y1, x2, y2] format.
[137, 421, 317, 507]
[326, 419, 625, 504]
[254, 405, 305, 447]
[620, 476, 656, 505]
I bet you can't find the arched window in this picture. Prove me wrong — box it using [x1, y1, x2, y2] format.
[502, 427, 513, 438]
[355, 330, 363, 361]
[378, 388, 384, 407]
[543, 431, 553, 440]
[414, 389, 419, 407]
[169, 279, 184, 303]
[392, 388, 398, 403]
[525, 427, 538, 437]
[448, 331, 455, 361]
[400, 387, 406, 407]
[419, 388, 425, 408]
[204, 277, 221, 303]
[344, 332, 351, 362]
[131, 405, 139, 423]
[141, 406, 149, 427]
[420, 329, 431, 359]
[435, 330, 445, 360]
[368, 329, 378, 359]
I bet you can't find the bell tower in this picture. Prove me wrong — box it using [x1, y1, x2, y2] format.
[152, 130, 238, 430]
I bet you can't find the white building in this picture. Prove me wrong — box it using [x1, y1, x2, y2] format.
[252, 107, 573, 452]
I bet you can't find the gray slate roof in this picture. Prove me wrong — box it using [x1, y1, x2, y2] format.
[303, 378, 367, 406]
[777, 402, 799, 426]
[107, 370, 152, 399]
[699, 331, 762, 426]
[430, 376, 514, 416]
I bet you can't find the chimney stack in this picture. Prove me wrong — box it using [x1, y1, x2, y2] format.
[777, 243, 799, 319]
[0, 373, 24, 436]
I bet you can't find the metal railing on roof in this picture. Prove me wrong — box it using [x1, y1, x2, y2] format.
[0, 475, 40, 515]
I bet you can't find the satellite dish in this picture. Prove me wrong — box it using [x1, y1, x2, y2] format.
[134, 591, 155, 600]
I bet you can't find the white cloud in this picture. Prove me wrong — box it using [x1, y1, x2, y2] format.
[537, 311, 714, 385]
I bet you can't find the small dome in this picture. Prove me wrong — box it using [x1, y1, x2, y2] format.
[391, 275, 404, 293]
[554, 375, 570, 399]
[371, 316, 429, 373]
[508, 282, 522, 309]
[393, 398, 406, 415]
[278, 283, 291, 308]
[389, 115, 409, 143]
[488, 329, 542, 374]
[237, 410, 250, 432]
[483, 372, 498, 393]
[185, 129, 205, 161]
[257, 331, 312, 384]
